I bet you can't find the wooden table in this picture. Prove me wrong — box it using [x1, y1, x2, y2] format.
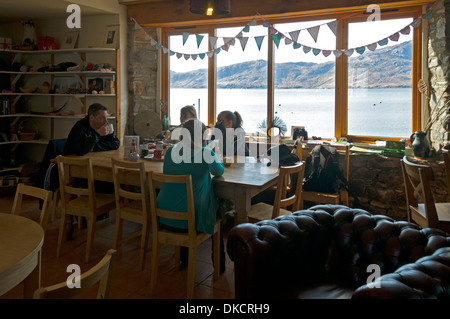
[0, 213, 44, 298]
[69, 147, 279, 224]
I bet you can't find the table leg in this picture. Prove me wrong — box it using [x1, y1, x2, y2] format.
[23, 250, 41, 299]
[233, 189, 251, 225]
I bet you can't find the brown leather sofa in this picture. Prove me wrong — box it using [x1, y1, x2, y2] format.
[227, 205, 450, 299]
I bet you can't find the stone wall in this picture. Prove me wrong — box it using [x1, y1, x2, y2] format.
[348, 153, 448, 221]
[427, 0, 450, 150]
[126, 25, 159, 135]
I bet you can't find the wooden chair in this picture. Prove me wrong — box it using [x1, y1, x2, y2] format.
[11, 183, 52, 232]
[148, 172, 220, 299]
[299, 144, 350, 209]
[248, 162, 305, 222]
[111, 158, 151, 270]
[34, 249, 117, 299]
[56, 155, 116, 263]
[401, 156, 450, 232]
[442, 148, 450, 201]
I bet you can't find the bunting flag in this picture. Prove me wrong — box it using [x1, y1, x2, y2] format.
[129, 1, 437, 61]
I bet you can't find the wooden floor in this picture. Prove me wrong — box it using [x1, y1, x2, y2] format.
[0, 194, 235, 299]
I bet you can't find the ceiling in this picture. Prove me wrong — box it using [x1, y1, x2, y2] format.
[0, 0, 113, 22]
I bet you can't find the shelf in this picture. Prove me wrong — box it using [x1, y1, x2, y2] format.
[0, 48, 116, 54]
[0, 93, 115, 97]
[0, 139, 49, 146]
[0, 70, 116, 75]
[0, 113, 116, 120]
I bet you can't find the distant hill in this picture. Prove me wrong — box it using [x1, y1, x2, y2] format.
[170, 40, 412, 89]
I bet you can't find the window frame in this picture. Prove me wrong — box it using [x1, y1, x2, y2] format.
[161, 5, 422, 143]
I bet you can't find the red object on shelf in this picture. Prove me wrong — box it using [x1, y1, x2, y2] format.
[38, 36, 56, 50]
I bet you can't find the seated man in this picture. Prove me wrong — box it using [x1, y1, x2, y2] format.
[63, 103, 119, 156]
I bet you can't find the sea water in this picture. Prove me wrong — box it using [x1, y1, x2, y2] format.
[170, 87, 412, 139]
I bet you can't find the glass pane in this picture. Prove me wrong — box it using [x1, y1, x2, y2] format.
[169, 33, 209, 125]
[347, 18, 413, 138]
[216, 25, 268, 134]
[274, 20, 336, 138]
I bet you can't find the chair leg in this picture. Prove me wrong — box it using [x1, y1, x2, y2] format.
[56, 211, 68, 258]
[149, 240, 160, 296]
[113, 216, 123, 250]
[186, 247, 197, 299]
[213, 230, 220, 281]
[139, 222, 149, 270]
[85, 216, 96, 263]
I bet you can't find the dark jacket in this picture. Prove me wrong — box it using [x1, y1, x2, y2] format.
[63, 116, 120, 156]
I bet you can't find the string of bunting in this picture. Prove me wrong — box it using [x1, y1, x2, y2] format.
[130, 3, 435, 61]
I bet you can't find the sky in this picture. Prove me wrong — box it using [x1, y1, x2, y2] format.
[168, 17, 413, 73]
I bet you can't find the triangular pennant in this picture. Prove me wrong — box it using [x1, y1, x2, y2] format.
[184, 54, 190, 60]
[255, 36, 265, 51]
[312, 48, 321, 56]
[344, 49, 354, 56]
[303, 46, 311, 54]
[400, 26, 411, 35]
[289, 30, 300, 43]
[333, 50, 343, 57]
[238, 37, 249, 51]
[156, 43, 162, 50]
[378, 38, 389, 46]
[182, 32, 190, 45]
[412, 19, 421, 28]
[307, 25, 320, 42]
[139, 28, 145, 35]
[191, 54, 198, 61]
[284, 38, 292, 45]
[176, 52, 182, 59]
[322, 50, 331, 57]
[268, 26, 277, 36]
[243, 25, 250, 32]
[422, 10, 433, 20]
[162, 47, 168, 54]
[262, 20, 270, 28]
[272, 33, 283, 48]
[209, 36, 218, 48]
[206, 51, 214, 58]
[355, 46, 365, 55]
[169, 50, 175, 56]
[293, 42, 301, 49]
[214, 47, 221, 54]
[150, 39, 157, 46]
[134, 22, 141, 30]
[327, 20, 338, 36]
[195, 34, 204, 48]
[389, 32, 400, 42]
[144, 33, 152, 41]
[249, 17, 257, 26]
[221, 43, 230, 52]
[199, 53, 206, 59]
[367, 43, 377, 51]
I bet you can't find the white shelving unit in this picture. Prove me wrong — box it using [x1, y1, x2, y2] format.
[0, 48, 120, 180]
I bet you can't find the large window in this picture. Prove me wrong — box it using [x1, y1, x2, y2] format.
[274, 20, 336, 138]
[347, 18, 413, 138]
[216, 25, 268, 133]
[169, 32, 209, 125]
[163, 7, 421, 142]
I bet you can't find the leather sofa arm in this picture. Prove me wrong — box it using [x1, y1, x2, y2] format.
[352, 247, 450, 299]
[227, 210, 335, 298]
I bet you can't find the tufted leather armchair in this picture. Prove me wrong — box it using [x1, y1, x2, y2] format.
[227, 205, 450, 299]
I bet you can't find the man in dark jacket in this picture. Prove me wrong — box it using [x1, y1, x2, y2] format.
[63, 103, 119, 156]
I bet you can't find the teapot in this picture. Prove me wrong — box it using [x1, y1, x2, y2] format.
[410, 131, 430, 159]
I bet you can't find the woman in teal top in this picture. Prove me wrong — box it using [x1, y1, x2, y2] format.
[157, 119, 224, 235]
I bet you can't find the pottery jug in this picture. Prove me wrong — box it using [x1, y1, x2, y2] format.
[410, 131, 430, 159]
